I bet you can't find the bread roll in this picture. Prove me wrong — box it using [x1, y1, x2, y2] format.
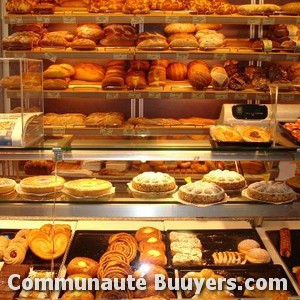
[164, 23, 196, 34]
[195, 24, 222, 31]
[43, 64, 75, 79]
[167, 62, 187, 81]
[148, 66, 167, 86]
[73, 63, 105, 82]
[68, 38, 96, 50]
[188, 61, 211, 90]
[238, 4, 281, 15]
[137, 37, 169, 50]
[43, 78, 69, 90]
[210, 65, 229, 89]
[76, 24, 105, 41]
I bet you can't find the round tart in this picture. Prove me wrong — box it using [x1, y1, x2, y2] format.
[0, 178, 16, 194]
[247, 181, 296, 203]
[20, 175, 65, 194]
[64, 178, 112, 197]
[202, 169, 246, 190]
[178, 181, 225, 204]
[286, 176, 300, 193]
[239, 126, 271, 142]
[132, 172, 176, 192]
[210, 125, 242, 142]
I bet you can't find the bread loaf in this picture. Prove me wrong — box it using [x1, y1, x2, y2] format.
[148, 66, 167, 86]
[164, 23, 196, 34]
[43, 78, 69, 90]
[281, 2, 300, 14]
[167, 62, 187, 81]
[43, 64, 75, 79]
[76, 24, 105, 41]
[238, 4, 281, 15]
[126, 70, 147, 90]
[68, 38, 97, 50]
[73, 63, 105, 82]
[188, 61, 211, 90]
[210, 66, 229, 89]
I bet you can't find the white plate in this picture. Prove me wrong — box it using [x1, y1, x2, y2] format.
[173, 192, 228, 207]
[241, 188, 296, 204]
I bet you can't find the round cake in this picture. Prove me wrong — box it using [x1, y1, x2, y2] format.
[64, 178, 112, 197]
[0, 178, 16, 194]
[202, 169, 246, 190]
[247, 181, 296, 203]
[132, 172, 176, 192]
[178, 181, 225, 204]
[20, 175, 65, 194]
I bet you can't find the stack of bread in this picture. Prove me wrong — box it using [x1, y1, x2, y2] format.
[164, 23, 199, 50]
[89, 0, 126, 12]
[188, 60, 212, 90]
[137, 32, 169, 50]
[195, 24, 225, 50]
[101, 60, 127, 89]
[43, 63, 74, 90]
[122, 0, 150, 14]
[148, 60, 169, 86]
[125, 60, 150, 90]
[100, 24, 137, 47]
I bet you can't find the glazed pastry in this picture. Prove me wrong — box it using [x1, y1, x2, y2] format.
[3, 244, 26, 264]
[98, 260, 132, 279]
[0, 178, 16, 194]
[210, 125, 242, 142]
[238, 239, 260, 254]
[67, 257, 99, 277]
[139, 237, 166, 252]
[246, 248, 271, 264]
[64, 178, 112, 197]
[212, 251, 246, 265]
[139, 249, 167, 266]
[133, 264, 168, 284]
[235, 126, 271, 143]
[15, 229, 31, 240]
[20, 176, 66, 194]
[135, 227, 162, 242]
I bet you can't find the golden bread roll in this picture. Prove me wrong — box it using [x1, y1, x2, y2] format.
[68, 38, 96, 50]
[164, 23, 196, 34]
[195, 24, 222, 31]
[76, 24, 105, 41]
[246, 248, 271, 264]
[43, 78, 69, 90]
[73, 63, 105, 82]
[167, 62, 187, 81]
[282, 2, 300, 14]
[135, 227, 162, 242]
[67, 257, 99, 277]
[43, 64, 75, 79]
[139, 249, 167, 266]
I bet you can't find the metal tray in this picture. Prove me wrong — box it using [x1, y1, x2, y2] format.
[178, 265, 297, 298]
[279, 122, 300, 146]
[167, 229, 270, 267]
[266, 229, 300, 285]
[211, 138, 273, 148]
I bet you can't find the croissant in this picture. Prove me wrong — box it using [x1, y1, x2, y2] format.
[212, 251, 246, 265]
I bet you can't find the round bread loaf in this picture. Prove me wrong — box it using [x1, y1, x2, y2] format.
[188, 60, 211, 90]
[167, 62, 187, 81]
[246, 248, 271, 264]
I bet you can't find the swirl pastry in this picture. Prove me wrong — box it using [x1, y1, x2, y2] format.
[108, 240, 137, 263]
[99, 250, 129, 266]
[10, 237, 29, 250]
[3, 244, 26, 264]
[96, 290, 133, 300]
[98, 260, 132, 279]
[0, 236, 10, 248]
[15, 229, 31, 240]
[212, 251, 246, 265]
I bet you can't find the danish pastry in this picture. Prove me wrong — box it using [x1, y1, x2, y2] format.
[210, 125, 242, 142]
[67, 257, 99, 277]
[135, 227, 162, 242]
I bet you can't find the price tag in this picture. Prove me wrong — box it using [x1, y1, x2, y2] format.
[286, 54, 299, 61]
[256, 93, 269, 101]
[44, 52, 57, 62]
[215, 93, 228, 100]
[45, 92, 60, 98]
[14, 52, 26, 58]
[282, 94, 295, 101]
[294, 41, 300, 53]
[106, 92, 119, 99]
[169, 92, 183, 99]
[52, 127, 66, 135]
[258, 54, 271, 61]
[37, 16, 50, 23]
[146, 53, 161, 60]
[247, 18, 261, 25]
[234, 93, 248, 100]
[63, 16, 76, 23]
[113, 53, 128, 60]
[192, 16, 206, 23]
[131, 17, 144, 25]
[148, 92, 161, 99]
[262, 17, 275, 25]
[100, 128, 114, 135]
[213, 53, 227, 60]
[123, 128, 136, 136]
[165, 16, 179, 23]
[10, 17, 23, 24]
[191, 92, 205, 99]
[128, 92, 141, 99]
[176, 53, 189, 60]
[136, 129, 150, 135]
[95, 16, 109, 23]
[296, 18, 300, 24]
[0, 130, 7, 136]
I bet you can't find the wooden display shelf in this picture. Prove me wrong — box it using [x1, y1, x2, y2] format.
[4, 12, 300, 25]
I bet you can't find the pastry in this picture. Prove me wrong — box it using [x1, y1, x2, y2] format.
[169, 231, 197, 242]
[125, 70, 147, 90]
[135, 227, 162, 242]
[12, 23, 45, 33]
[210, 125, 242, 142]
[238, 239, 260, 254]
[238, 4, 281, 15]
[286, 176, 300, 193]
[98, 259, 132, 280]
[195, 24, 223, 31]
[3, 244, 26, 265]
[172, 252, 202, 266]
[228, 73, 246, 90]
[137, 37, 169, 50]
[210, 66, 229, 89]
[44, 113, 86, 126]
[235, 126, 271, 143]
[171, 246, 202, 258]
[131, 172, 176, 192]
[212, 251, 246, 265]
[148, 66, 167, 87]
[0, 76, 21, 89]
[0, 178, 16, 194]
[122, 0, 150, 14]
[76, 24, 105, 42]
[43, 78, 69, 90]
[224, 59, 239, 77]
[61, 291, 95, 300]
[246, 248, 271, 264]
[280, 228, 291, 258]
[39, 31, 74, 47]
[178, 181, 225, 204]
[281, 2, 300, 14]
[33, 2, 55, 13]
[247, 181, 296, 203]
[202, 169, 246, 190]
[64, 178, 112, 197]
[164, 23, 196, 34]
[139, 249, 167, 266]
[128, 117, 180, 126]
[96, 290, 132, 300]
[188, 60, 211, 90]
[67, 257, 99, 277]
[43, 64, 75, 79]
[198, 33, 225, 50]
[19, 175, 65, 194]
[68, 38, 97, 50]
[170, 240, 202, 255]
[73, 63, 105, 82]
[139, 237, 166, 252]
[166, 62, 187, 81]
[24, 160, 55, 175]
[133, 264, 168, 284]
[188, 0, 212, 14]
[2, 31, 41, 50]
[216, 3, 237, 14]
[85, 112, 124, 127]
[57, 0, 89, 6]
[6, 0, 37, 13]
[89, 0, 125, 12]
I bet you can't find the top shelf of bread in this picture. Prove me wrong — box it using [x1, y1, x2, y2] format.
[4, 13, 300, 25]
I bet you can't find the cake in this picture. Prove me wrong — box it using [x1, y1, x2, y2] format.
[131, 172, 176, 192]
[178, 181, 225, 204]
[0, 178, 16, 194]
[19, 175, 65, 194]
[286, 176, 300, 193]
[63, 178, 112, 197]
[202, 169, 246, 190]
[247, 181, 296, 203]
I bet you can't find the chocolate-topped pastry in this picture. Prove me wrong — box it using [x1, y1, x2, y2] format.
[265, 63, 288, 82]
[224, 60, 239, 77]
[267, 24, 289, 39]
[228, 73, 246, 91]
[251, 76, 269, 92]
[244, 66, 265, 83]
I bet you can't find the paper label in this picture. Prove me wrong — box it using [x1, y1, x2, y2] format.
[123, 128, 136, 136]
[165, 16, 179, 23]
[282, 94, 295, 101]
[113, 53, 128, 60]
[191, 92, 205, 99]
[63, 16, 76, 23]
[247, 18, 261, 25]
[259, 54, 271, 61]
[136, 129, 150, 135]
[286, 54, 299, 61]
[176, 53, 189, 60]
[45, 92, 60, 98]
[13, 52, 26, 58]
[44, 52, 57, 62]
[95, 16, 109, 23]
[262, 17, 275, 25]
[99, 128, 113, 135]
[234, 93, 248, 100]
[148, 92, 161, 99]
[52, 127, 66, 135]
[128, 92, 141, 99]
[131, 17, 144, 25]
[106, 92, 119, 99]
[146, 53, 161, 60]
[169, 92, 183, 99]
[262, 40, 273, 53]
[256, 93, 269, 101]
[185, 176, 192, 183]
[37, 16, 50, 23]
[10, 17, 23, 24]
[192, 16, 206, 23]
[294, 41, 300, 53]
[215, 93, 228, 100]
[262, 173, 270, 182]
[213, 53, 228, 60]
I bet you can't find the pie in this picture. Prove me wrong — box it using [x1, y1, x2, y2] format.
[235, 125, 271, 143]
[286, 176, 300, 193]
[210, 125, 242, 142]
